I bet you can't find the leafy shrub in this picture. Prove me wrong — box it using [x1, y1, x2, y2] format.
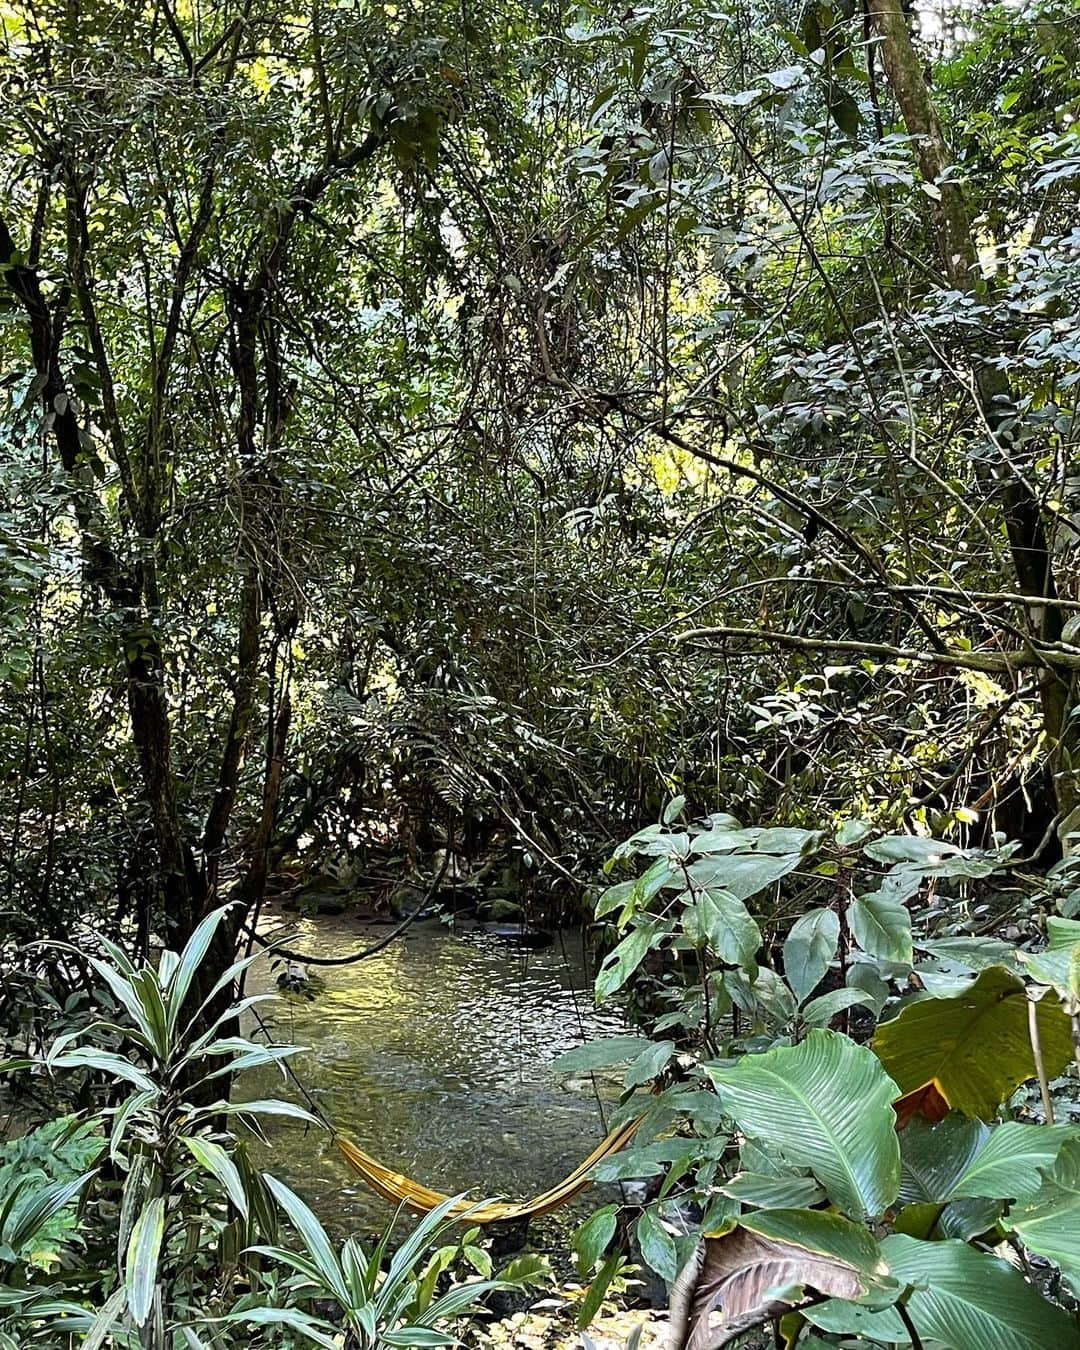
[562, 805, 1080, 1348]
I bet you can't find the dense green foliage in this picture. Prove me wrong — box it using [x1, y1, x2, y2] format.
[560, 809, 1080, 1345]
[2, 0, 1080, 1342]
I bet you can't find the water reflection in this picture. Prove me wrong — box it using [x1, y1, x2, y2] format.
[238, 914, 625, 1233]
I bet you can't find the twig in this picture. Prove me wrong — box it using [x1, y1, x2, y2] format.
[1028, 997, 1056, 1124]
[895, 1296, 924, 1350]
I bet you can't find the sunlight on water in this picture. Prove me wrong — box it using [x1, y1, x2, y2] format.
[237, 913, 626, 1233]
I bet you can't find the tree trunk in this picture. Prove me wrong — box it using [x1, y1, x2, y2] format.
[866, 0, 1078, 840]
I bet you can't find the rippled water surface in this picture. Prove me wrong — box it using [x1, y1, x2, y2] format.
[237, 913, 625, 1232]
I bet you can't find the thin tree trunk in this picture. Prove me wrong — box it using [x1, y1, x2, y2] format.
[866, 0, 1078, 835]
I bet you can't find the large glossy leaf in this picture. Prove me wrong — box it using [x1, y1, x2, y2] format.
[637, 1207, 678, 1283]
[882, 1233, 1080, 1350]
[1011, 1137, 1080, 1293]
[872, 965, 1075, 1118]
[683, 889, 761, 970]
[899, 1115, 990, 1204]
[595, 919, 671, 999]
[707, 1030, 901, 1219]
[850, 893, 913, 965]
[951, 1121, 1080, 1199]
[801, 987, 874, 1027]
[803, 1298, 909, 1342]
[549, 1036, 652, 1074]
[864, 836, 960, 863]
[783, 908, 838, 1003]
[683, 852, 802, 901]
[573, 1205, 617, 1274]
[897, 1115, 999, 1240]
[1022, 916, 1080, 999]
[721, 1173, 826, 1209]
[738, 1210, 886, 1279]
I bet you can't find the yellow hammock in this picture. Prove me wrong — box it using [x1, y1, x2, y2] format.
[337, 1114, 643, 1224]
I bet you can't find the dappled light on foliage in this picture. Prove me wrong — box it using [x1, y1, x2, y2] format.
[2, 0, 1080, 1342]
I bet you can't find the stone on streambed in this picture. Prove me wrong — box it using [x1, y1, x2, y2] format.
[477, 897, 525, 922]
[460, 920, 554, 949]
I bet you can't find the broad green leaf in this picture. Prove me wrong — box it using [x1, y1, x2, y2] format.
[952, 1122, 1080, 1199]
[573, 1205, 617, 1274]
[783, 908, 838, 1003]
[125, 1196, 165, 1326]
[663, 795, 686, 824]
[690, 827, 760, 854]
[846, 960, 891, 1014]
[882, 1233, 1080, 1350]
[684, 851, 802, 901]
[1023, 917, 1080, 997]
[804, 1298, 909, 1342]
[624, 1039, 674, 1088]
[900, 1115, 990, 1204]
[749, 966, 797, 1023]
[801, 987, 874, 1027]
[851, 894, 913, 965]
[920, 936, 1022, 974]
[687, 889, 761, 969]
[594, 1137, 706, 1183]
[496, 1253, 550, 1285]
[1011, 1137, 1080, 1293]
[595, 921, 668, 1000]
[595, 880, 637, 918]
[549, 1035, 652, 1074]
[721, 1172, 826, 1209]
[754, 827, 822, 855]
[872, 966, 1075, 1118]
[897, 1115, 1001, 1239]
[636, 1207, 678, 1283]
[864, 836, 960, 863]
[576, 1250, 620, 1327]
[739, 1208, 886, 1278]
[707, 1030, 902, 1219]
[836, 819, 873, 847]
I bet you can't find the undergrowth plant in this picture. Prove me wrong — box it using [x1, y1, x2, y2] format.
[1, 906, 526, 1348]
[561, 804, 1080, 1348]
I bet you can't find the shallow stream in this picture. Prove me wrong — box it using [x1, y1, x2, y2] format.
[237, 912, 626, 1235]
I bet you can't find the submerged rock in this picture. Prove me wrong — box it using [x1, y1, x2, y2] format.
[276, 961, 320, 1000]
[478, 897, 525, 922]
[462, 921, 554, 949]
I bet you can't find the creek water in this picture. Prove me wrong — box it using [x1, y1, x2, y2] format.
[236, 911, 626, 1235]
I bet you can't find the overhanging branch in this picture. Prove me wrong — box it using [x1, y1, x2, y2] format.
[675, 625, 1080, 675]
